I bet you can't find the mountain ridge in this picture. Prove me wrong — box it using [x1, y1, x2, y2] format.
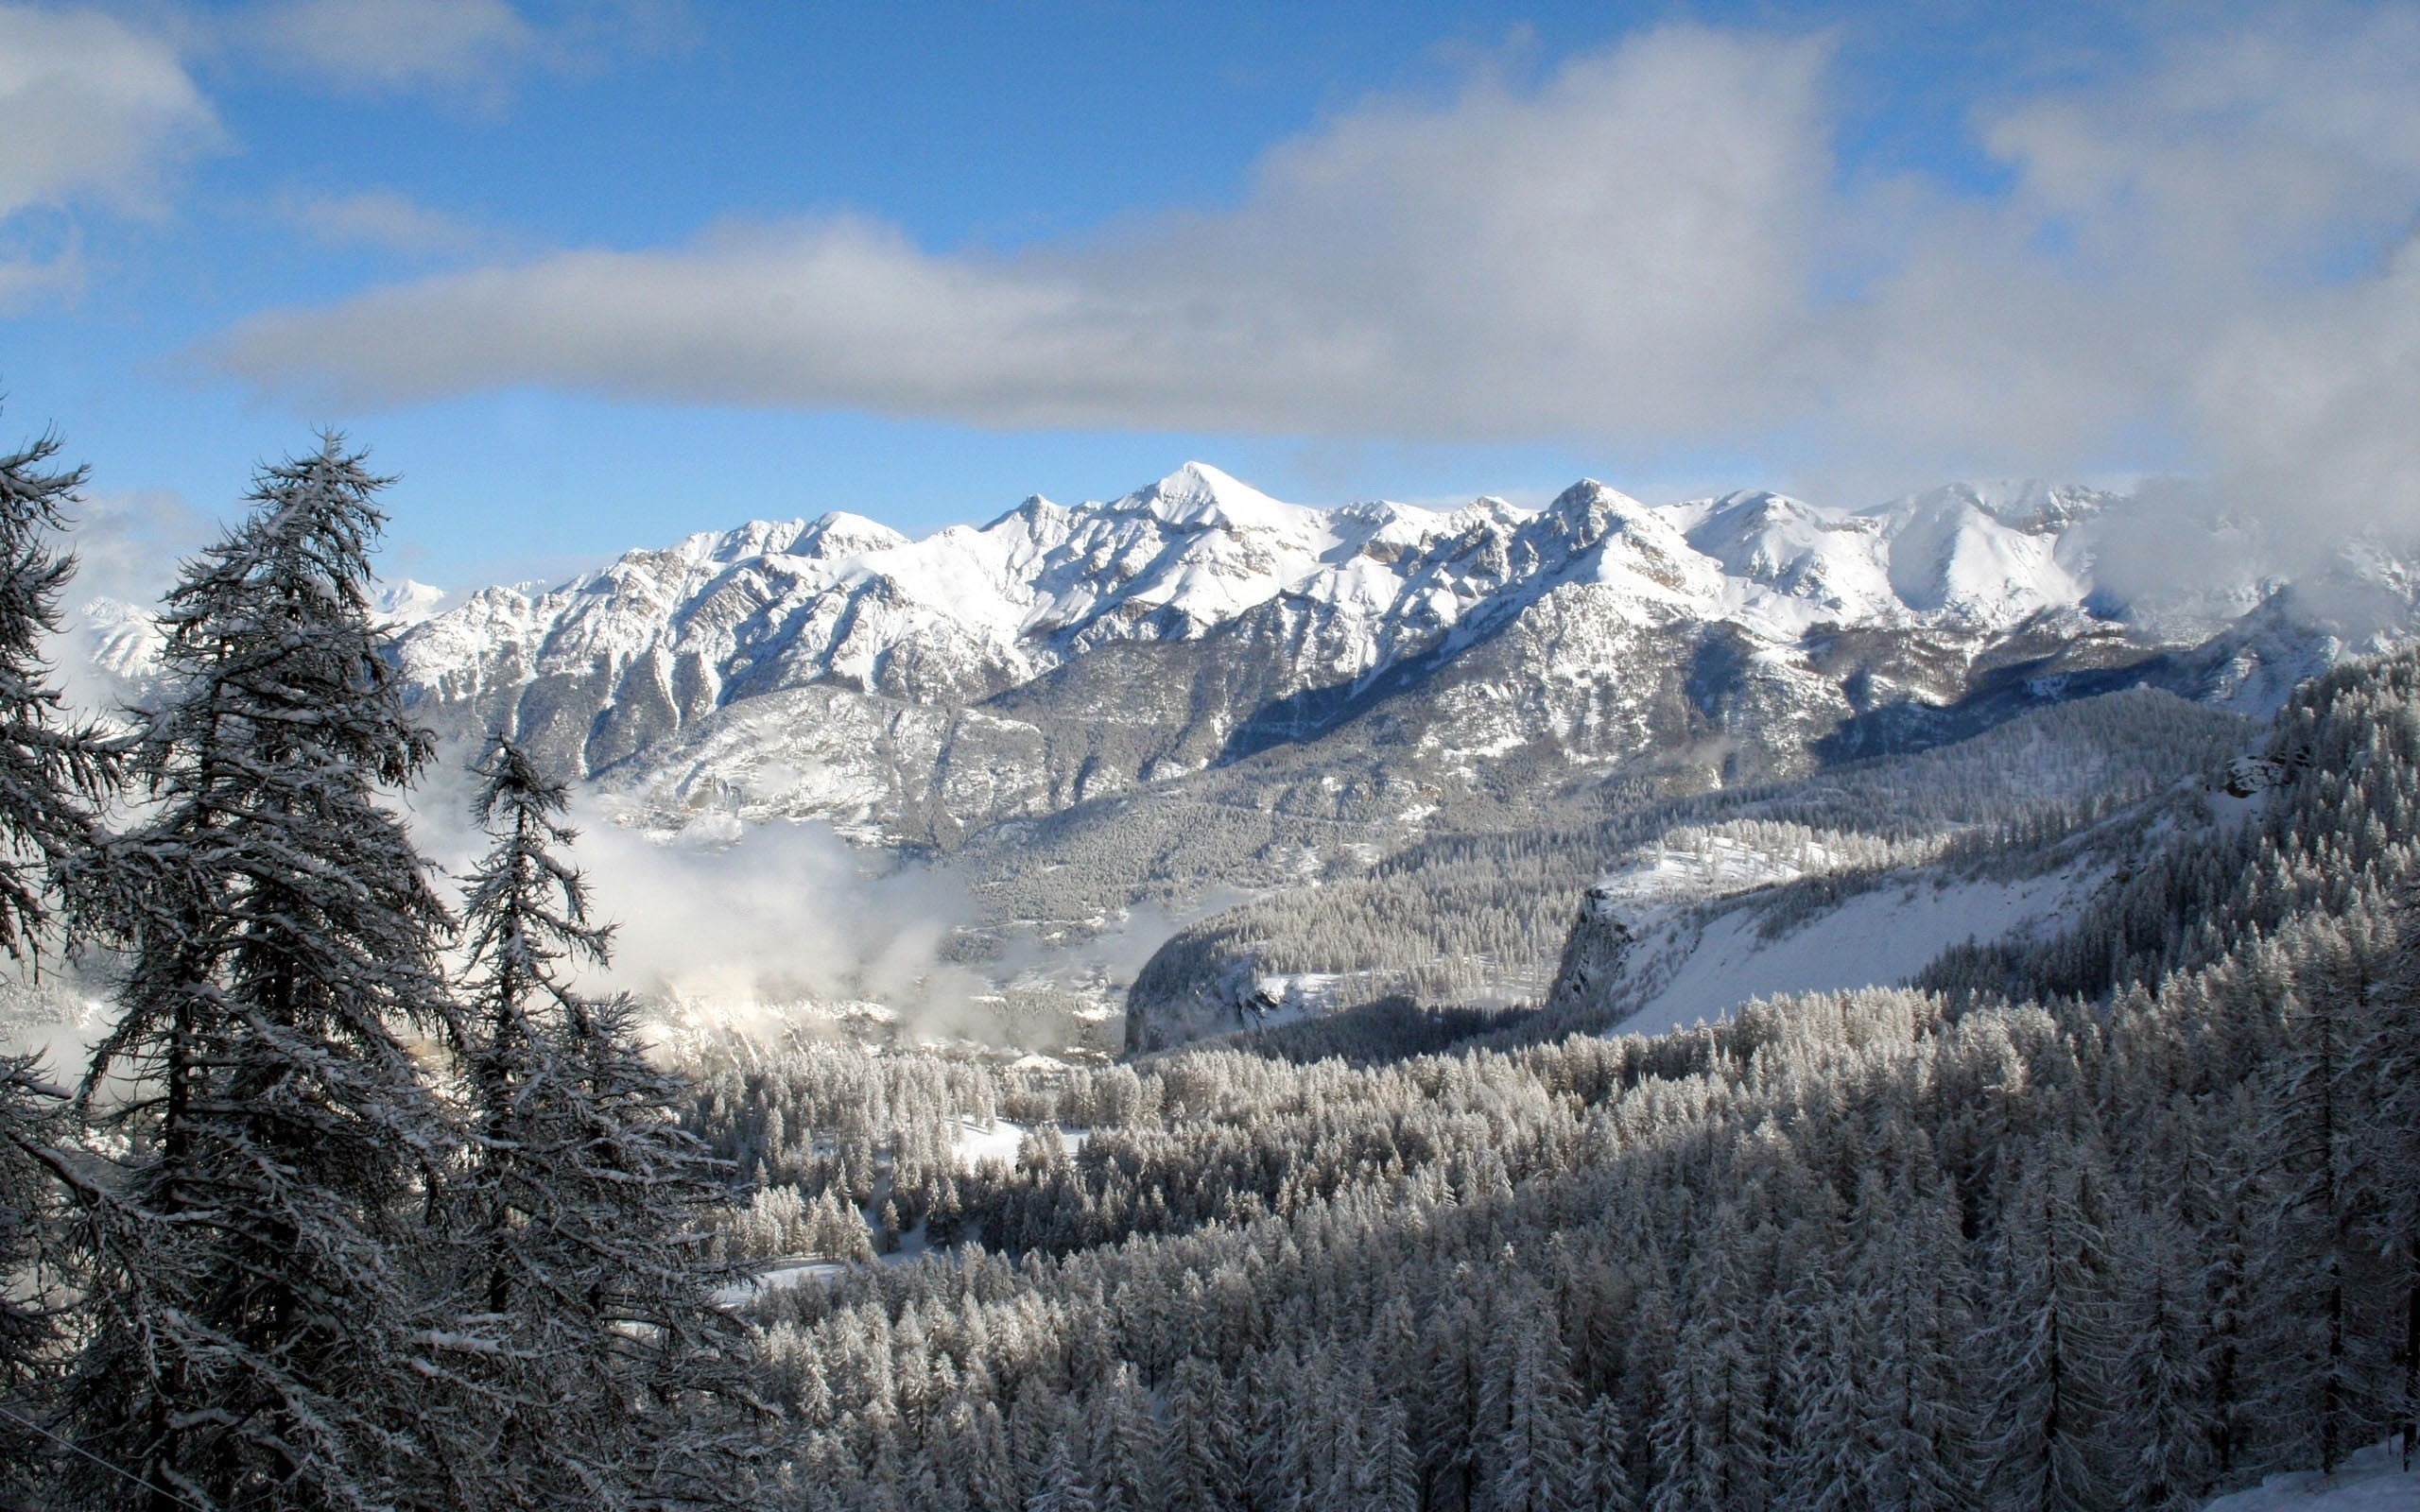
[63, 462, 2420, 1053]
[379, 463, 2401, 851]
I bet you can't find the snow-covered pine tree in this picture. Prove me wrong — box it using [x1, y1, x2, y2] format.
[2250, 947, 2393, 1475]
[2360, 893, 2420, 1469]
[2116, 1205, 2218, 1511]
[1977, 1138, 2127, 1512]
[1084, 1361, 1162, 1512]
[445, 730, 762, 1509]
[62, 437, 465, 1512]
[0, 411, 121, 1493]
[1161, 1355, 1240, 1512]
[1490, 1310, 1585, 1512]
[0, 1053, 71, 1495]
[1863, 1162, 1979, 1512]
[1580, 1393, 1636, 1512]
[0, 412, 118, 957]
[1030, 1425, 1097, 1512]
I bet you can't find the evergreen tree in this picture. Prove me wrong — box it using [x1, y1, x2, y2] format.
[445, 731, 764, 1508]
[0, 411, 118, 956]
[0, 1053, 71, 1495]
[1085, 1362, 1162, 1512]
[1029, 1427, 1096, 1512]
[1363, 1392, 1419, 1512]
[1785, 1282, 1876, 1512]
[2116, 1208, 2217, 1511]
[2362, 896, 2420, 1468]
[1491, 1311, 1584, 1512]
[1978, 1141, 2126, 1512]
[1863, 1170, 1979, 1512]
[1580, 1393, 1635, 1512]
[0, 408, 120, 1497]
[1163, 1355, 1241, 1512]
[2251, 960, 2391, 1474]
[63, 437, 465, 1511]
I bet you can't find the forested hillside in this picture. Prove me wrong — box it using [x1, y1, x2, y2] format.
[1128, 687, 2254, 1046]
[682, 653, 2420, 1510]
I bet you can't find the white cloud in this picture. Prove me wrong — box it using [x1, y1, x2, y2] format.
[60, 485, 218, 607]
[238, 0, 537, 97]
[233, 0, 683, 102]
[572, 814, 980, 1022]
[211, 26, 1836, 435]
[0, 4, 217, 303]
[209, 11, 2420, 541]
[393, 770, 993, 1034]
[283, 187, 487, 255]
[0, 3, 216, 297]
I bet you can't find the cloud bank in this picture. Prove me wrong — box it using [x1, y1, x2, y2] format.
[570, 812, 981, 1025]
[206, 9, 2420, 543]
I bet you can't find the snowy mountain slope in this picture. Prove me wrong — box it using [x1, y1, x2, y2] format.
[397, 463, 1552, 783]
[1126, 687, 2256, 1051]
[1557, 850, 2102, 1040]
[75, 576, 449, 693]
[1536, 647, 2420, 1049]
[1533, 701, 2264, 1040]
[382, 463, 2413, 855]
[325, 461, 2418, 1049]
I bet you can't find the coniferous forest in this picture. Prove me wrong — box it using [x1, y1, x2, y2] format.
[3, 417, 2419, 1512]
[0, 426, 757, 1510]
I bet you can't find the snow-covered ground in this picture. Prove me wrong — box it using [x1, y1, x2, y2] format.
[948, 1116, 1086, 1168]
[1612, 863, 2098, 1038]
[950, 1116, 1026, 1168]
[2204, 1441, 2420, 1511]
[712, 1260, 849, 1309]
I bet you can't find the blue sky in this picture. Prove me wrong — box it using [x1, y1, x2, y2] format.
[4, 1, 2417, 590]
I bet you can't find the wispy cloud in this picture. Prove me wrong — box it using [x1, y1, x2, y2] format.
[0, 3, 218, 300]
[281, 187, 489, 256]
[205, 9, 2420, 546]
[0, 5, 217, 218]
[230, 0, 684, 106]
[236, 0, 532, 101]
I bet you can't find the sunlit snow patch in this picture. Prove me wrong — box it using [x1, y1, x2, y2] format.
[2201, 1442, 2420, 1512]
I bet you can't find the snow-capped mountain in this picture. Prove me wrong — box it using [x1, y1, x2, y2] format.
[60, 461, 2420, 1052]
[76, 577, 450, 692]
[386, 463, 2414, 855]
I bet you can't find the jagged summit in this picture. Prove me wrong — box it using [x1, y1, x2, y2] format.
[1128, 461, 1308, 529]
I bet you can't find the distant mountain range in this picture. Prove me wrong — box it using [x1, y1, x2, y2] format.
[380, 463, 2410, 843]
[68, 464, 2420, 1050]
